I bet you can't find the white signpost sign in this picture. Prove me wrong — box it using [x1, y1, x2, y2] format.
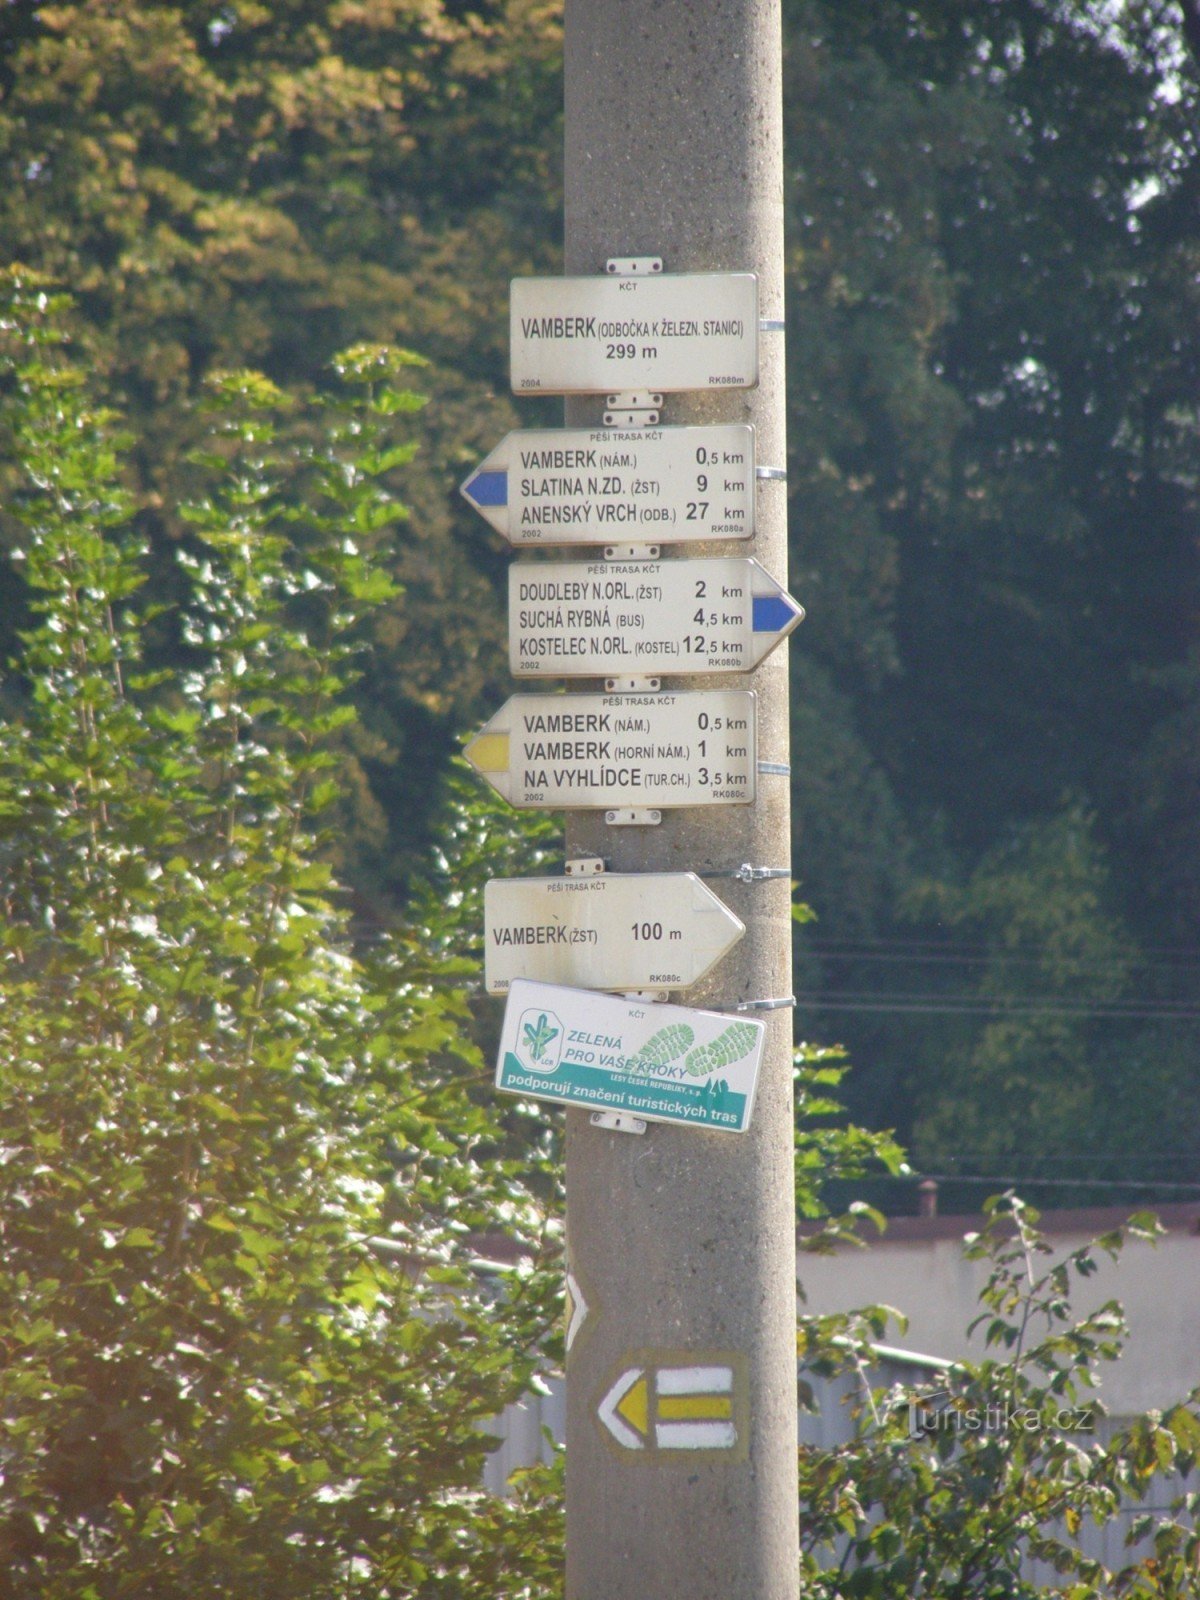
[483, 872, 743, 995]
[496, 979, 765, 1134]
[460, 424, 755, 546]
[509, 557, 803, 679]
[510, 273, 758, 394]
[465, 689, 756, 810]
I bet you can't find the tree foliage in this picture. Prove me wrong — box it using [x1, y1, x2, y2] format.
[799, 1195, 1200, 1598]
[782, 0, 1200, 1192]
[0, 0, 564, 903]
[0, 272, 562, 1598]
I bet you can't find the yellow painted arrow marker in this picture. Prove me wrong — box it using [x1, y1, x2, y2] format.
[598, 1360, 742, 1453]
[615, 1372, 650, 1437]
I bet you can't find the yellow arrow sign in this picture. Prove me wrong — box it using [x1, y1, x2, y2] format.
[466, 730, 510, 775]
[464, 689, 758, 812]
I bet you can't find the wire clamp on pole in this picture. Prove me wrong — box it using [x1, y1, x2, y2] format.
[735, 995, 796, 1014]
[735, 864, 791, 884]
[703, 863, 791, 883]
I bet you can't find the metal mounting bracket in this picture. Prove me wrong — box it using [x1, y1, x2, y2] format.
[603, 258, 663, 426]
[603, 543, 660, 561]
[589, 1110, 648, 1135]
[564, 856, 606, 877]
[604, 675, 660, 693]
[606, 257, 664, 277]
[605, 807, 662, 827]
[604, 390, 663, 427]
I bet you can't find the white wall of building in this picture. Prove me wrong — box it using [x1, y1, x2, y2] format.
[797, 1204, 1200, 1417]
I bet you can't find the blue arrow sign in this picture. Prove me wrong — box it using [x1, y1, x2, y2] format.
[752, 593, 802, 634]
[463, 469, 508, 508]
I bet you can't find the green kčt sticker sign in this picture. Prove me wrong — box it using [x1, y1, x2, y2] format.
[495, 979, 764, 1134]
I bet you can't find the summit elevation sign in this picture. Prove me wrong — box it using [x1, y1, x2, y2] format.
[510, 273, 758, 393]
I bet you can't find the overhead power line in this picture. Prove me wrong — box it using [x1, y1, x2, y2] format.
[926, 1150, 1200, 1172]
[794, 992, 1200, 1021]
[804, 945, 1200, 977]
[921, 1172, 1200, 1195]
[801, 935, 1200, 963]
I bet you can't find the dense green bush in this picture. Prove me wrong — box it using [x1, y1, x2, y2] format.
[0, 271, 562, 1599]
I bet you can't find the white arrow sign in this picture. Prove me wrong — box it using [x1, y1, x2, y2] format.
[483, 873, 744, 995]
[509, 557, 803, 679]
[465, 690, 756, 810]
[460, 424, 755, 546]
[510, 272, 758, 394]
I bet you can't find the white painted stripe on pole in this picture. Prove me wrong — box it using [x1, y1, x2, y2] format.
[656, 1365, 732, 1395]
[655, 1421, 738, 1450]
[565, 1270, 590, 1354]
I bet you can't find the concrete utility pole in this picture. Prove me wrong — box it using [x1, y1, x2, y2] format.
[561, 4, 799, 1598]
